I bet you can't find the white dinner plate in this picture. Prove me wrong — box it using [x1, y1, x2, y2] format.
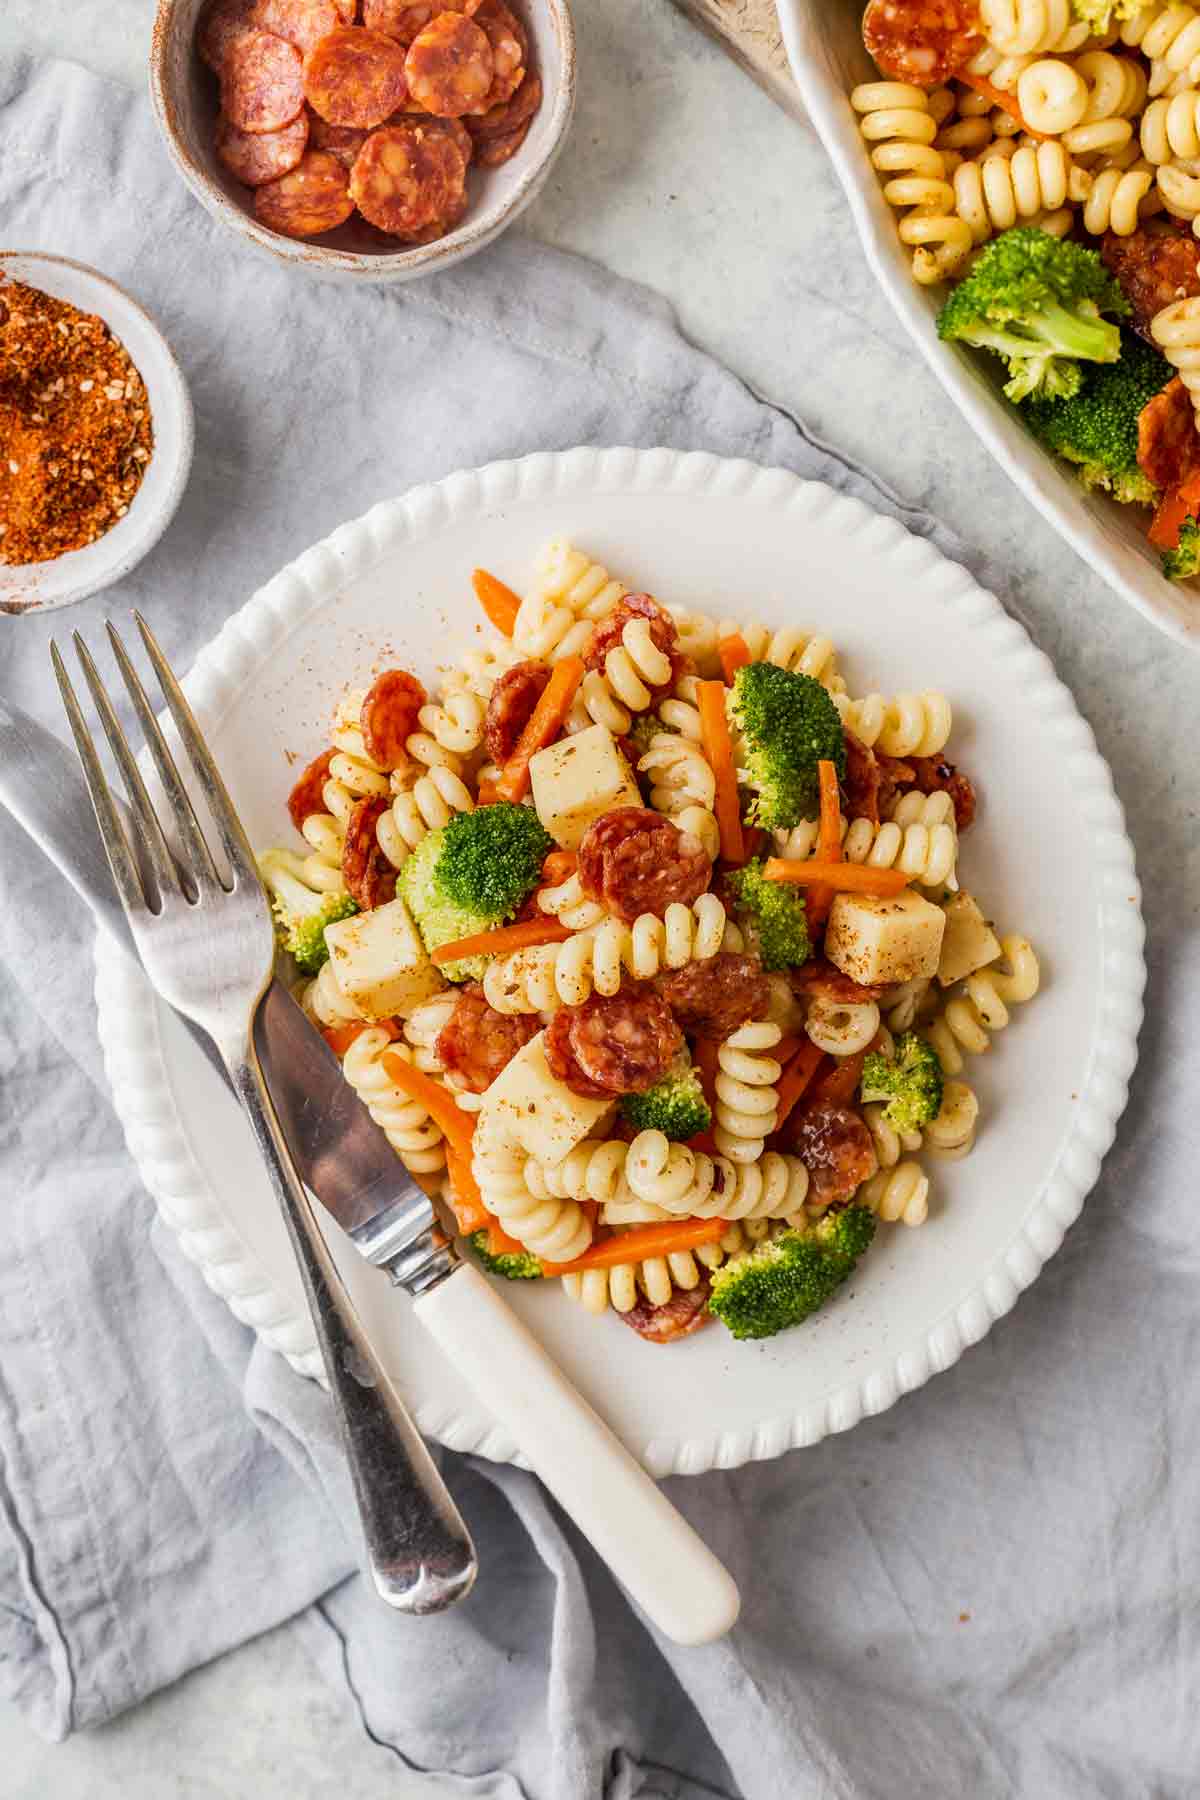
[776, 0, 1200, 653]
[93, 447, 1144, 1475]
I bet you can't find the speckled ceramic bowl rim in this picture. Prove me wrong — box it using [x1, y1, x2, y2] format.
[148, 0, 576, 281]
[0, 251, 194, 616]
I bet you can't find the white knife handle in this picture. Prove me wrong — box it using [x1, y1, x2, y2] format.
[413, 1262, 740, 1646]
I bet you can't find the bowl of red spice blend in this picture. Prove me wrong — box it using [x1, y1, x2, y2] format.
[0, 253, 194, 616]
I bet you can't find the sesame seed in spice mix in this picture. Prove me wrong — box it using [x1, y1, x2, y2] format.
[0, 280, 154, 566]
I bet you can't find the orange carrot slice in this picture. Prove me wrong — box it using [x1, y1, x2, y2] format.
[486, 1221, 528, 1257]
[493, 655, 585, 803]
[697, 679, 745, 864]
[540, 849, 578, 885]
[432, 917, 573, 966]
[763, 859, 909, 896]
[1149, 475, 1200, 549]
[806, 756, 845, 931]
[717, 632, 752, 684]
[541, 1215, 726, 1277]
[380, 1049, 476, 1154]
[472, 568, 521, 637]
[771, 1040, 827, 1136]
[445, 1142, 490, 1234]
[321, 1017, 399, 1058]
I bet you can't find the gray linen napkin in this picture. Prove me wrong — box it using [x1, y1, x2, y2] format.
[3, 55, 1196, 1800]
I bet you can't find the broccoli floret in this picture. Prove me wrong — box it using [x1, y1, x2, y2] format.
[725, 855, 810, 971]
[708, 1208, 876, 1341]
[625, 711, 669, 759]
[860, 1031, 944, 1133]
[937, 228, 1128, 404]
[261, 848, 359, 975]
[620, 1056, 712, 1141]
[728, 662, 846, 830]
[397, 831, 493, 980]
[1069, 0, 1145, 28]
[1025, 331, 1170, 507]
[469, 1229, 543, 1280]
[1162, 516, 1200, 581]
[398, 805, 551, 981]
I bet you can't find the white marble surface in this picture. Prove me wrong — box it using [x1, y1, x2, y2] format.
[2, 0, 1196, 1792]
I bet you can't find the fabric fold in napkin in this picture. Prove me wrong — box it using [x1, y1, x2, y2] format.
[2, 52, 1196, 1800]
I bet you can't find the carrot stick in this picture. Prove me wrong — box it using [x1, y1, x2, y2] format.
[807, 757, 845, 931]
[697, 679, 746, 865]
[541, 1215, 726, 1277]
[717, 632, 752, 684]
[810, 1049, 872, 1110]
[493, 655, 585, 803]
[444, 1143, 490, 1234]
[772, 1040, 827, 1135]
[763, 859, 910, 896]
[541, 849, 578, 884]
[959, 72, 1048, 140]
[772, 1034, 805, 1067]
[472, 568, 521, 637]
[321, 1017, 399, 1058]
[486, 1220, 527, 1257]
[380, 1049, 476, 1154]
[432, 917, 573, 966]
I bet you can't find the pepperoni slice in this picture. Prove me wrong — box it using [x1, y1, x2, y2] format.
[330, 0, 357, 18]
[788, 958, 885, 1005]
[362, 0, 469, 42]
[787, 1102, 878, 1207]
[342, 794, 396, 909]
[254, 148, 355, 235]
[216, 109, 309, 185]
[467, 68, 540, 139]
[287, 747, 336, 829]
[862, 0, 982, 87]
[198, 0, 256, 72]
[900, 755, 976, 833]
[305, 107, 368, 166]
[465, 0, 525, 110]
[304, 26, 410, 127]
[546, 989, 683, 1098]
[1138, 376, 1200, 492]
[1101, 226, 1200, 342]
[359, 668, 427, 769]
[349, 120, 466, 233]
[843, 731, 880, 826]
[405, 13, 494, 117]
[474, 121, 529, 167]
[577, 807, 712, 925]
[544, 1006, 611, 1098]
[416, 112, 474, 164]
[619, 1274, 714, 1343]
[254, 0, 341, 55]
[222, 30, 305, 133]
[655, 952, 771, 1042]
[436, 986, 538, 1092]
[485, 660, 551, 763]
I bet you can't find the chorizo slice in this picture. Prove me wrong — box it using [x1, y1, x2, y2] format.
[304, 25, 410, 127]
[222, 29, 306, 133]
[485, 660, 551, 763]
[216, 109, 309, 185]
[405, 13, 495, 117]
[359, 667, 427, 769]
[474, 120, 529, 167]
[198, 0, 257, 72]
[861, 0, 982, 87]
[362, 0, 468, 42]
[902, 754, 976, 833]
[789, 958, 885, 1004]
[330, 0, 357, 18]
[466, 68, 540, 139]
[465, 0, 525, 110]
[254, 148, 355, 235]
[787, 1102, 878, 1208]
[350, 121, 466, 232]
[554, 989, 684, 1098]
[253, 0, 341, 56]
[619, 1275, 714, 1343]
[655, 952, 771, 1042]
[1138, 375, 1200, 492]
[416, 112, 474, 164]
[544, 1006, 611, 1099]
[305, 107, 368, 167]
[287, 747, 336, 829]
[843, 731, 880, 826]
[1101, 226, 1200, 342]
[436, 986, 538, 1092]
[578, 807, 712, 925]
[342, 794, 396, 909]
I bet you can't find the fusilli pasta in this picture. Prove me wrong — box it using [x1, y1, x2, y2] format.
[623, 1131, 810, 1219]
[832, 688, 953, 757]
[638, 730, 722, 860]
[472, 1129, 593, 1262]
[713, 1022, 783, 1163]
[341, 1029, 447, 1177]
[922, 934, 1040, 1073]
[858, 1161, 931, 1226]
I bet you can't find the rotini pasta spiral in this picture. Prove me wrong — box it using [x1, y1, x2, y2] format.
[413, 689, 485, 758]
[862, 1101, 925, 1172]
[1017, 58, 1089, 134]
[535, 870, 607, 932]
[656, 671, 704, 740]
[401, 993, 457, 1076]
[720, 616, 846, 693]
[981, 0, 1090, 56]
[804, 993, 883, 1057]
[1082, 159, 1157, 232]
[1151, 295, 1200, 410]
[922, 934, 1040, 1074]
[441, 640, 524, 703]
[1121, 3, 1200, 94]
[340, 1029, 447, 1177]
[850, 82, 973, 284]
[923, 1079, 981, 1159]
[375, 763, 475, 870]
[525, 1138, 631, 1206]
[713, 1022, 783, 1164]
[879, 974, 936, 1033]
[1141, 88, 1200, 160]
[843, 790, 959, 889]
[561, 1220, 760, 1315]
[1060, 50, 1145, 156]
[472, 1128, 593, 1262]
[259, 844, 343, 917]
[569, 615, 676, 735]
[302, 958, 363, 1028]
[482, 894, 736, 1013]
[833, 687, 953, 757]
[513, 539, 626, 663]
[858, 1161, 931, 1227]
[637, 731, 722, 861]
[951, 141, 1090, 243]
[623, 1131, 810, 1219]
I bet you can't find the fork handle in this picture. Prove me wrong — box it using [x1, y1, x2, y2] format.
[229, 1049, 478, 1613]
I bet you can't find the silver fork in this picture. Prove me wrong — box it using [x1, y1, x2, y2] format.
[51, 614, 477, 1615]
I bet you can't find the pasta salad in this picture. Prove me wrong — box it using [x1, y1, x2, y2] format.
[260, 540, 1040, 1345]
[855, 0, 1200, 583]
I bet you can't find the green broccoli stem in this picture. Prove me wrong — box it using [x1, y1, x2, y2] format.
[968, 301, 1121, 368]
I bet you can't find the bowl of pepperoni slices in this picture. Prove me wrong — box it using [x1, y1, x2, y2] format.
[150, 0, 575, 280]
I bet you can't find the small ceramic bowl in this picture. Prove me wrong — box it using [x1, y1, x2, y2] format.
[0, 252, 194, 617]
[149, 0, 576, 282]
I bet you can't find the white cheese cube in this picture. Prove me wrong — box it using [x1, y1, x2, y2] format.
[529, 723, 640, 850]
[824, 889, 946, 988]
[937, 891, 1002, 987]
[480, 1031, 614, 1165]
[324, 896, 445, 1022]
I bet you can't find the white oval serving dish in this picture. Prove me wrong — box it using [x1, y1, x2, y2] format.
[775, 0, 1200, 653]
[93, 446, 1143, 1475]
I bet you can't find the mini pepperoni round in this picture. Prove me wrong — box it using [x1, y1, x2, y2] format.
[304, 25, 410, 127]
[254, 0, 340, 55]
[861, 0, 981, 87]
[655, 952, 771, 1042]
[474, 121, 528, 166]
[467, 68, 540, 138]
[566, 988, 684, 1097]
[223, 29, 305, 132]
[787, 1101, 878, 1207]
[578, 807, 712, 925]
[789, 958, 885, 1005]
[436, 986, 538, 1093]
[360, 668, 427, 769]
[254, 148, 355, 235]
[306, 106, 368, 166]
[619, 1276, 714, 1343]
[465, 0, 525, 109]
[342, 794, 396, 909]
[544, 1007, 610, 1099]
[363, 0, 469, 41]
[485, 660, 550, 763]
[216, 109, 309, 185]
[287, 747, 336, 829]
[416, 112, 474, 163]
[405, 13, 494, 117]
[198, 0, 256, 72]
[349, 120, 465, 233]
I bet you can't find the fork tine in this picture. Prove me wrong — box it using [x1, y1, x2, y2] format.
[134, 611, 260, 888]
[106, 621, 223, 896]
[72, 631, 183, 909]
[50, 640, 147, 914]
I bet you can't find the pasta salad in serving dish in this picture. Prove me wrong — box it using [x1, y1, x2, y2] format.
[854, 0, 1200, 584]
[259, 538, 1040, 1347]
